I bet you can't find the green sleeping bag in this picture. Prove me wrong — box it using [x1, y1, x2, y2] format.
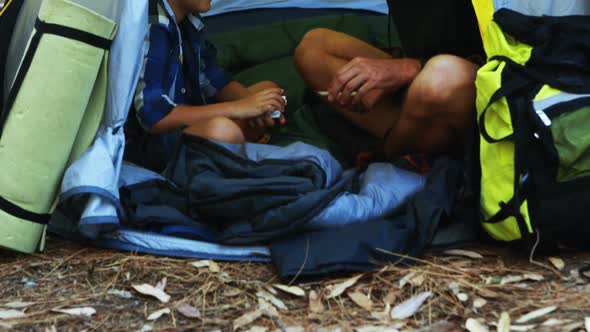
[0, 0, 116, 253]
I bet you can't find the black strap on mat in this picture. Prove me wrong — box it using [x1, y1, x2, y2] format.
[0, 18, 112, 138]
[0, 196, 50, 225]
[0, 18, 112, 224]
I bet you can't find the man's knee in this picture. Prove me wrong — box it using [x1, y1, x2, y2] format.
[418, 55, 477, 106]
[184, 117, 245, 144]
[295, 28, 333, 66]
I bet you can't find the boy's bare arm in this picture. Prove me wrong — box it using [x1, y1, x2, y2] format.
[215, 81, 252, 102]
[150, 88, 285, 134]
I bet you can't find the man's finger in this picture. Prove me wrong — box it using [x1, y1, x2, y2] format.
[352, 80, 376, 105]
[328, 67, 360, 101]
[339, 75, 367, 105]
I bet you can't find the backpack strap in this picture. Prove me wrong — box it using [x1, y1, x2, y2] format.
[478, 61, 532, 144]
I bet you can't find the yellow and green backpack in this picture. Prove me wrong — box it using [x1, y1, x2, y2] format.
[475, 8, 590, 248]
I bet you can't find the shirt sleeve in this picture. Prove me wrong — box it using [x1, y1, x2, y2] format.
[200, 39, 233, 96]
[134, 24, 177, 129]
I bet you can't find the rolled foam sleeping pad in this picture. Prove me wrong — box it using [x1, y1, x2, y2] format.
[0, 0, 116, 253]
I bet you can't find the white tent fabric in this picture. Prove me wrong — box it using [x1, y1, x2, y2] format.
[204, 0, 389, 16]
[493, 0, 590, 16]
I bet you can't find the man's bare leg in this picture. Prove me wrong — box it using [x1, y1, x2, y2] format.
[295, 29, 402, 138]
[384, 55, 478, 157]
[295, 29, 478, 156]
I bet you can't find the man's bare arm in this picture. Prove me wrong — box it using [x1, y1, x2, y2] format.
[328, 57, 422, 106]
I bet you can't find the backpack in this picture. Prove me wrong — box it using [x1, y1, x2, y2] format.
[476, 9, 590, 249]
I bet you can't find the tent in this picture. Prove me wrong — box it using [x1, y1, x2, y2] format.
[1, 0, 588, 279]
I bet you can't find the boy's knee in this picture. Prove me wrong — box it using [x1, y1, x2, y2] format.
[184, 117, 245, 144]
[249, 80, 280, 93]
[257, 81, 279, 90]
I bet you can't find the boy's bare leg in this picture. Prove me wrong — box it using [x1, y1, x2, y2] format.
[295, 28, 478, 157]
[183, 81, 280, 143]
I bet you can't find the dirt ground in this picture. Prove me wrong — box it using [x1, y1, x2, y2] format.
[1, 237, 590, 332]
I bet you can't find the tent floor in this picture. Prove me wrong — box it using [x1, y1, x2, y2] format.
[1, 238, 589, 330]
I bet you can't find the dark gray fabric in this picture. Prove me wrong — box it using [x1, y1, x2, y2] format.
[120, 135, 354, 244]
[270, 158, 464, 280]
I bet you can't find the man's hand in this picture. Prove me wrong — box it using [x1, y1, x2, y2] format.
[327, 57, 421, 108]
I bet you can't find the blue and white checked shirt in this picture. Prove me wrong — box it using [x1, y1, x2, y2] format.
[133, 0, 232, 130]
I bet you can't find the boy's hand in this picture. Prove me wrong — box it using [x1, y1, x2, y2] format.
[231, 89, 285, 120]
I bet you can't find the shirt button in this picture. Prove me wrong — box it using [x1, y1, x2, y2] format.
[181, 88, 187, 94]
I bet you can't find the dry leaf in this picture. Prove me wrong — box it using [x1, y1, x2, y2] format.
[415, 321, 459, 332]
[509, 325, 536, 331]
[233, 310, 263, 330]
[108, 289, 134, 299]
[390, 292, 432, 320]
[444, 249, 483, 259]
[257, 299, 279, 318]
[224, 288, 243, 297]
[497, 274, 544, 285]
[383, 289, 398, 305]
[273, 284, 305, 297]
[256, 291, 287, 312]
[399, 272, 417, 288]
[355, 326, 400, 332]
[140, 325, 153, 332]
[541, 318, 569, 326]
[326, 274, 363, 299]
[465, 318, 489, 332]
[347, 291, 373, 311]
[0, 323, 14, 330]
[132, 284, 171, 303]
[411, 274, 425, 287]
[177, 304, 201, 319]
[457, 293, 469, 302]
[209, 261, 221, 272]
[53, 307, 96, 317]
[371, 303, 391, 322]
[497, 312, 511, 332]
[562, 322, 584, 331]
[155, 277, 167, 291]
[309, 290, 324, 313]
[189, 260, 210, 268]
[189, 260, 221, 272]
[473, 298, 487, 309]
[516, 306, 557, 323]
[477, 288, 500, 299]
[282, 328, 305, 332]
[147, 308, 170, 321]
[246, 326, 268, 332]
[264, 285, 278, 295]
[548, 257, 565, 271]
[0, 309, 25, 320]
[3, 302, 35, 309]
